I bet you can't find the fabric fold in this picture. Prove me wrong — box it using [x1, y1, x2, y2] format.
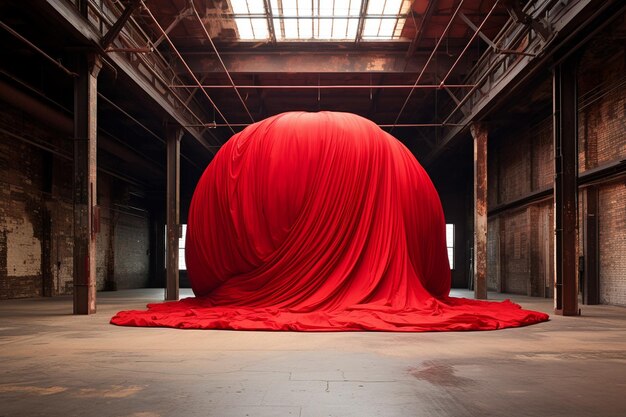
[111, 111, 548, 331]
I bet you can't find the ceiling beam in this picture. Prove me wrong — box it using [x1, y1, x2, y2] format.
[424, 0, 620, 166]
[406, 0, 439, 58]
[174, 51, 459, 74]
[100, 0, 141, 49]
[39, 0, 216, 153]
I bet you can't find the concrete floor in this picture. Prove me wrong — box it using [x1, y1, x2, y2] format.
[1, 290, 625, 417]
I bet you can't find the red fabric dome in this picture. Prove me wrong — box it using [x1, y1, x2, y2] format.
[111, 112, 548, 331]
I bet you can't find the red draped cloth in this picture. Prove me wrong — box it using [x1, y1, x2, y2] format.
[111, 112, 548, 331]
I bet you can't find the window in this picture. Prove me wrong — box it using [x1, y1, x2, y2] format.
[446, 224, 454, 269]
[230, 0, 411, 41]
[165, 224, 187, 270]
[231, 0, 269, 40]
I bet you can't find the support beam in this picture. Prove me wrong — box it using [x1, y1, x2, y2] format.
[262, 0, 277, 44]
[101, 0, 141, 49]
[503, 0, 552, 41]
[458, 12, 498, 49]
[42, 0, 213, 151]
[165, 126, 182, 301]
[355, 0, 370, 44]
[73, 53, 102, 314]
[174, 51, 457, 74]
[152, 5, 192, 48]
[553, 60, 579, 316]
[471, 122, 488, 300]
[406, 0, 438, 58]
[424, 0, 619, 167]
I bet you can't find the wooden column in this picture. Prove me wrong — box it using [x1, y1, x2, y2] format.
[471, 122, 488, 300]
[73, 54, 101, 314]
[165, 126, 182, 301]
[553, 60, 579, 315]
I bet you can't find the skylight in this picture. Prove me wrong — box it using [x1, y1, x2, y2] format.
[229, 0, 411, 41]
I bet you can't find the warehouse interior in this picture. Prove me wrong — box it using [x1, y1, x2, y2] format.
[1, 0, 625, 416]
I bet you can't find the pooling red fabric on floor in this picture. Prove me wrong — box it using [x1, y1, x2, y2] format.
[111, 112, 548, 331]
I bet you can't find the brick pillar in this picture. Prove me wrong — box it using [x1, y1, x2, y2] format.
[73, 54, 101, 314]
[471, 122, 488, 300]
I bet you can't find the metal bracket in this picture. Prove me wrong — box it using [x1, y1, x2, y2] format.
[151, 2, 194, 48]
[504, 0, 552, 41]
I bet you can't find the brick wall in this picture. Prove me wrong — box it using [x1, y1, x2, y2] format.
[483, 13, 626, 306]
[578, 37, 626, 172]
[577, 17, 626, 306]
[487, 143, 499, 207]
[497, 132, 531, 204]
[529, 202, 554, 298]
[0, 121, 52, 298]
[531, 119, 553, 191]
[114, 213, 150, 289]
[489, 117, 552, 207]
[598, 181, 626, 305]
[0, 103, 152, 299]
[501, 209, 530, 295]
[487, 32, 625, 305]
[487, 217, 500, 291]
[487, 114, 554, 297]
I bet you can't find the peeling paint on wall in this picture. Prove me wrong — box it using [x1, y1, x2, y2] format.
[5, 201, 41, 277]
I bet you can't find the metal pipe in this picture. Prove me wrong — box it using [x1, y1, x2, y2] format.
[168, 84, 476, 89]
[3, 66, 200, 168]
[406, 0, 438, 58]
[140, 0, 237, 134]
[459, 12, 498, 49]
[0, 75, 174, 178]
[0, 127, 145, 187]
[441, 70, 490, 125]
[391, 0, 466, 131]
[153, 5, 192, 48]
[99, 93, 164, 144]
[439, 0, 500, 85]
[105, 47, 153, 53]
[442, 0, 621, 126]
[98, 93, 203, 171]
[189, 2, 255, 123]
[94, 0, 221, 149]
[0, 20, 78, 78]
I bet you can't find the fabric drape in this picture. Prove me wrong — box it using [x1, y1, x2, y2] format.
[111, 112, 548, 331]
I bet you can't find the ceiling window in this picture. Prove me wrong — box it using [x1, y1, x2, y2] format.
[362, 0, 410, 40]
[231, 0, 269, 40]
[229, 0, 411, 41]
